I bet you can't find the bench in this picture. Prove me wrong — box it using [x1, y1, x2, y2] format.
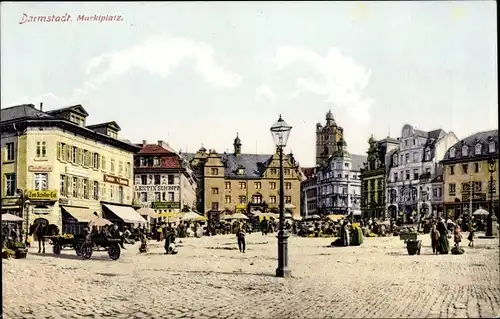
[399, 233, 421, 255]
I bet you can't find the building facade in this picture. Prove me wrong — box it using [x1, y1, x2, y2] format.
[360, 136, 399, 219]
[440, 130, 499, 219]
[1, 104, 141, 234]
[184, 135, 303, 219]
[385, 124, 459, 220]
[133, 140, 197, 214]
[316, 110, 344, 166]
[316, 138, 366, 216]
[300, 173, 318, 218]
[430, 167, 444, 216]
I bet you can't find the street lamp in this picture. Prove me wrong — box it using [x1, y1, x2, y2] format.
[486, 158, 496, 237]
[16, 189, 31, 242]
[270, 114, 292, 278]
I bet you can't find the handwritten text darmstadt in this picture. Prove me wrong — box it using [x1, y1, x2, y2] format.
[19, 13, 123, 24]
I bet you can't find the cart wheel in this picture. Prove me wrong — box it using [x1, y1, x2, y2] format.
[75, 243, 82, 257]
[108, 243, 121, 260]
[81, 243, 93, 260]
[53, 244, 62, 255]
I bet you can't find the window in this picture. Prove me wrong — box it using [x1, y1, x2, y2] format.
[393, 155, 398, 166]
[270, 182, 277, 189]
[252, 195, 262, 204]
[153, 157, 160, 166]
[475, 144, 482, 155]
[110, 185, 115, 200]
[118, 186, 124, 203]
[474, 163, 479, 173]
[284, 169, 290, 175]
[225, 196, 231, 204]
[449, 183, 456, 196]
[412, 139, 416, 146]
[83, 179, 89, 199]
[405, 153, 410, 163]
[425, 168, 431, 174]
[154, 175, 161, 185]
[489, 142, 496, 153]
[425, 149, 431, 161]
[450, 148, 456, 158]
[462, 145, 468, 156]
[211, 202, 219, 210]
[270, 168, 277, 175]
[60, 175, 66, 196]
[72, 177, 78, 197]
[93, 181, 99, 200]
[404, 140, 408, 147]
[211, 168, 218, 175]
[413, 152, 419, 162]
[93, 153, 100, 169]
[125, 162, 130, 177]
[269, 196, 277, 204]
[102, 156, 107, 171]
[413, 169, 419, 180]
[285, 182, 292, 189]
[6, 143, 15, 161]
[239, 196, 246, 204]
[473, 182, 482, 193]
[140, 175, 147, 185]
[154, 192, 161, 201]
[140, 157, 147, 167]
[168, 192, 174, 201]
[405, 170, 410, 180]
[70, 146, 76, 163]
[225, 182, 231, 189]
[450, 165, 455, 175]
[168, 175, 175, 185]
[239, 182, 246, 189]
[5, 173, 16, 196]
[212, 187, 219, 195]
[110, 159, 115, 173]
[285, 196, 292, 203]
[81, 150, 88, 166]
[461, 182, 470, 193]
[393, 173, 398, 182]
[36, 141, 47, 158]
[34, 173, 48, 191]
[462, 164, 468, 174]
[254, 182, 262, 189]
[140, 192, 148, 202]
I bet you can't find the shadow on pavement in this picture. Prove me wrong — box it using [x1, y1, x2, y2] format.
[174, 269, 277, 278]
[31, 252, 113, 261]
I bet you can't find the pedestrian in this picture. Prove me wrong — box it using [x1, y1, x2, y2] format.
[236, 222, 246, 253]
[436, 218, 450, 254]
[467, 221, 476, 248]
[430, 224, 439, 254]
[453, 225, 462, 248]
[164, 224, 176, 254]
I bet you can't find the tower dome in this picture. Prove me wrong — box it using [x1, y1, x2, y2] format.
[326, 109, 334, 121]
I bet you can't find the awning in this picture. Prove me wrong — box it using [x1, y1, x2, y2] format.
[62, 206, 96, 223]
[104, 204, 147, 224]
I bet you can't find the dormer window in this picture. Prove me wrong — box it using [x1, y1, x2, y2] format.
[70, 114, 84, 127]
[462, 145, 469, 156]
[237, 168, 244, 175]
[489, 141, 496, 153]
[107, 130, 118, 139]
[140, 157, 147, 167]
[153, 157, 160, 166]
[475, 143, 482, 155]
[450, 148, 456, 158]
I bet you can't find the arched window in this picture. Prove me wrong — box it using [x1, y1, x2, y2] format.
[462, 145, 468, 156]
[475, 143, 482, 155]
[489, 141, 496, 153]
[449, 148, 456, 158]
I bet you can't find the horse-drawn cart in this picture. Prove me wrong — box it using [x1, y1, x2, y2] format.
[79, 235, 122, 260]
[45, 235, 85, 255]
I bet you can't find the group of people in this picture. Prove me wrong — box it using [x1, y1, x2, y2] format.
[429, 217, 475, 255]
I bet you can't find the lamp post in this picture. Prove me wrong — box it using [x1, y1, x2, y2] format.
[486, 158, 496, 237]
[270, 114, 292, 278]
[16, 189, 31, 242]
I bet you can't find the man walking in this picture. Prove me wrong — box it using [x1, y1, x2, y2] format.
[236, 222, 246, 253]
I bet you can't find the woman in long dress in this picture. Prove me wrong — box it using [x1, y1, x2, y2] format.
[340, 221, 350, 246]
[436, 218, 450, 254]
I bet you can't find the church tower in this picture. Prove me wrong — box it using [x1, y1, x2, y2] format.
[233, 133, 242, 155]
[315, 109, 344, 166]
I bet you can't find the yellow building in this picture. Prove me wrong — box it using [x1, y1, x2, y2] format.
[186, 134, 303, 219]
[441, 130, 499, 219]
[1, 104, 142, 234]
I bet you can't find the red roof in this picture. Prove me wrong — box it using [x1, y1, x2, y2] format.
[136, 144, 181, 169]
[137, 144, 175, 155]
[301, 167, 315, 179]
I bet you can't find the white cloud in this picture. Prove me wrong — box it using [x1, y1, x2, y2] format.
[273, 46, 374, 122]
[6, 92, 66, 109]
[86, 35, 242, 89]
[254, 85, 276, 102]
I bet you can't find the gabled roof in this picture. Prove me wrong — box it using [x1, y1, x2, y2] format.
[45, 104, 89, 117]
[1, 104, 54, 122]
[86, 121, 121, 131]
[442, 129, 498, 162]
[222, 153, 273, 179]
[137, 144, 176, 155]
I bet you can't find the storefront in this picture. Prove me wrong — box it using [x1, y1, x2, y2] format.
[102, 203, 146, 228]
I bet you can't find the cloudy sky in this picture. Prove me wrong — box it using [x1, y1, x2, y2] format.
[1, 2, 497, 167]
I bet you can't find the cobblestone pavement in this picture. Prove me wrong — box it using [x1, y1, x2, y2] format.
[3, 233, 500, 318]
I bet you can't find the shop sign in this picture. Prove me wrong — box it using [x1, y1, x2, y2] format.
[33, 208, 51, 215]
[27, 190, 58, 201]
[134, 185, 180, 192]
[1, 198, 20, 206]
[28, 165, 53, 172]
[66, 167, 89, 177]
[462, 193, 486, 202]
[103, 174, 129, 186]
[151, 201, 180, 209]
[235, 204, 247, 209]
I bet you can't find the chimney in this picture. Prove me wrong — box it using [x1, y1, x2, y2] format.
[142, 140, 147, 146]
[40, 102, 43, 111]
[158, 140, 163, 146]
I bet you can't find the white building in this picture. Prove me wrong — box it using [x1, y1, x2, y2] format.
[316, 138, 366, 217]
[133, 141, 197, 214]
[385, 124, 458, 220]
